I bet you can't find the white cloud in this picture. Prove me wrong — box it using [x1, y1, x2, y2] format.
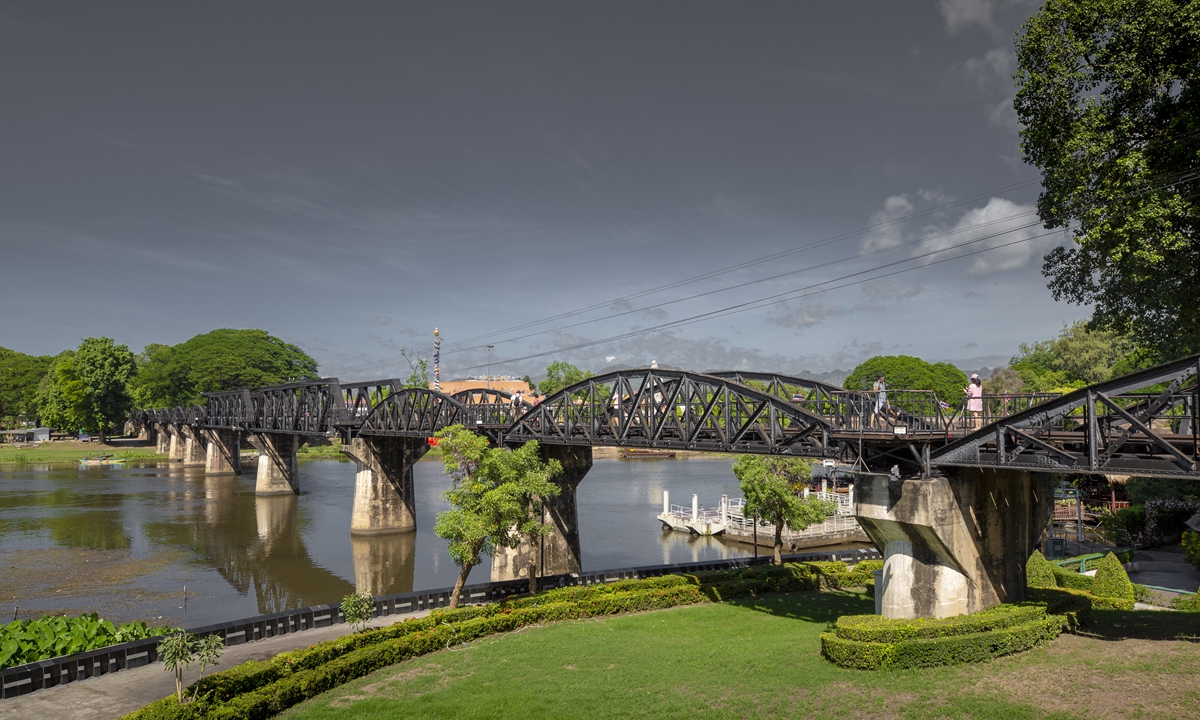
[964, 48, 1015, 84]
[915, 197, 1051, 275]
[862, 194, 915, 250]
[863, 282, 924, 301]
[986, 97, 1019, 132]
[769, 301, 883, 332]
[939, 0, 998, 34]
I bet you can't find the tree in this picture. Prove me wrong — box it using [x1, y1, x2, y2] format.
[34, 339, 136, 441]
[982, 367, 1024, 395]
[1015, 0, 1200, 360]
[537, 361, 593, 396]
[1010, 320, 1138, 391]
[843, 355, 968, 405]
[129, 329, 319, 408]
[0, 347, 54, 426]
[399, 347, 429, 389]
[433, 425, 562, 609]
[731, 456, 836, 564]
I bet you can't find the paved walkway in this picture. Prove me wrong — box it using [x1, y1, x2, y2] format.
[1128, 545, 1200, 595]
[0, 611, 430, 720]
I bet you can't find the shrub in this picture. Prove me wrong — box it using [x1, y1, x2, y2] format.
[1090, 553, 1135, 601]
[1182, 530, 1200, 566]
[340, 591, 374, 633]
[1101, 504, 1145, 544]
[1, 614, 177, 670]
[1051, 565, 1094, 591]
[1026, 551, 1057, 588]
[1172, 592, 1200, 612]
[801, 560, 875, 589]
[821, 604, 1067, 670]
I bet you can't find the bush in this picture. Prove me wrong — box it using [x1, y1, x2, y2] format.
[1172, 592, 1200, 612]
[1101, 504, 1145, 543]
[1183, 531, 1200, 566]
[1090, 553, 1135, 601]
[1, 614, 177, 670]
[1026, 551, 1057, 588]
[821, 604, 1067, 670]
[1051, 565, 1094, 591]
[801, 560, 875, 589]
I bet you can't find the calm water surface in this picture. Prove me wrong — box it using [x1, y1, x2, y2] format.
[0, 457, 794, 627]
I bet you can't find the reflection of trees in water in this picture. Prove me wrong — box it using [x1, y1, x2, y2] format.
[144, 476, 354, 615]
[0, 487, 131, 549]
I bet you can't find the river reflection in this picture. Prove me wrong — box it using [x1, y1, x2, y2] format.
[0, 458, 851, 627]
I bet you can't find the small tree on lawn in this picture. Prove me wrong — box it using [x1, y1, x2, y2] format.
[434, 425, 562, 609]
[732, 456, 836, 564]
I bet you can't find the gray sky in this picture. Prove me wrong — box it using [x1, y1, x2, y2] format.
[0, 0, 1080, 382]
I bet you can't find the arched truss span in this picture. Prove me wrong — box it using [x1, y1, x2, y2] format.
[931, 354, 1200, 479]
[358, 387, 469, 438]
[451, 388, 532, 427]
[503, 368, 847, 458]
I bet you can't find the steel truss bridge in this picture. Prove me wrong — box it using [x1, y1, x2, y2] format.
[131, 354, 1200, 479]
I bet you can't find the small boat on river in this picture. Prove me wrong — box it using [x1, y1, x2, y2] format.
[79, 455, 123, 467]
[621, 448, 676, 459]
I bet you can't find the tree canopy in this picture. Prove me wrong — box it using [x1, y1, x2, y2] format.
[1015, 0, 1200, 359]
[843, 355, 968, 404]
[35, 338, 136, 440]
[537, 361, 593, 396]
[130, 329, 319, 407]
[433, 425, 562, 608]
[0, 347, 54, 425]
[732, 456, 835, 564]
[1008, 320, 1139, 391]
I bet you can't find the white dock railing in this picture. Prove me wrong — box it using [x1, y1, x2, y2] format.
[659, 488, 859, 539]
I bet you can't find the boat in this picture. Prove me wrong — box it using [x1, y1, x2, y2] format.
[79, 455, 123, 467]
[621, 448, 676, 459]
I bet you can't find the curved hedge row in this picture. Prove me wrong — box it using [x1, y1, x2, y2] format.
[821, 612, 1065, 670]
[1026, 551, 1136, 610]
[833, 604, 1048, 644]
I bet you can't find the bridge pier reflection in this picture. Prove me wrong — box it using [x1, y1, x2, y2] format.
[248, 433, 303, 495]
[352, 531, 415, 596]
[203, 428, 241, 475]
[854, 468, 1055, 619]
[492, 445, 591, 582]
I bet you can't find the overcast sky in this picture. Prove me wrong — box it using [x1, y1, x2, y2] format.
[0, 0, 1081, 382]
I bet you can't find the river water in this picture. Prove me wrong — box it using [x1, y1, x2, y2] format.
[0, 457, 861, 628]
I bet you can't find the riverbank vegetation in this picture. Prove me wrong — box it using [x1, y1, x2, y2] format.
[0, 441, 165, 464]
[1, 613, 176, 670]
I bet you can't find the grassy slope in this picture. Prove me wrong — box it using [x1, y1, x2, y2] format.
[0, 441, 164, 463]
[282, 592, 1200, 720]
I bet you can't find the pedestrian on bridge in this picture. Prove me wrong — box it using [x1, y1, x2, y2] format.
[965, 374, 984, 429]
[871, 375, 892, 429]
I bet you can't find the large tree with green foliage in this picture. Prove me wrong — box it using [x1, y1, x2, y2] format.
[731, 456, 836, 564]
[433, 425, 562, 609]
[35, 338, 136, 441]
[129, 329, 319, 408]
[0, 347, 54, 426]
[1009, 320, 1139, 391]
[1015, 0, 1200, 360]
[537, 361, 593, 396]
[843, 355, 968, 404]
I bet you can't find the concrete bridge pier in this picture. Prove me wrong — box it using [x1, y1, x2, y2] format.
[181, 426, 207, 467]
[204, 428, 242, 475]
[248, 433, 303, 495]
[167, 426, 187, 463]
[153, 424, 170, 455]
[853, 468, 1055, 619]
[342, 437, 427, 534]
[492, 444, 591, 582]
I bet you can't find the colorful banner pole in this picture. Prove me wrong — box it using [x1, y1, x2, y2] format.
[433, 327, 441, 391]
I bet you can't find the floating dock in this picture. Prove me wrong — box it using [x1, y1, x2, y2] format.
[657, 488, 869, 549]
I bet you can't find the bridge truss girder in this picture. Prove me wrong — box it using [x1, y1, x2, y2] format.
[930, 354, 1200, 479]
[504, 369, 849, 458]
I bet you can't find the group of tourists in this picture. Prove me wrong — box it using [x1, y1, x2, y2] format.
[868, 373, 985, 430]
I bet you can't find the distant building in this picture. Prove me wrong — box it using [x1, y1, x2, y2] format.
[433, 379, 532, 396]
[0, 428, 51, 443]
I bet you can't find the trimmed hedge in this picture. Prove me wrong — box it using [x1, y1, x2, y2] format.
[1091, 553, 1135, 602]
[821, 603, 1068, 670]
[1026, 550, 1057, 588]
[124, 564, 833, 719]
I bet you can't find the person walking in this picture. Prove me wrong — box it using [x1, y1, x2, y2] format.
[871, 374, 891, 429]
[964, 374, 984, 429]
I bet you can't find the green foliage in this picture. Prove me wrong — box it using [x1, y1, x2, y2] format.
[732, 455, 834, 563]
[843, 355, 968, 404]
[1026, 550, 1057, 589]
[1009, 321, 1138, 391]
[158, 631, 225, 703]
[1172, 592, 1200, 612]
[129, 329, 319, 408]
[398, 348, 429, 389]
[821, 604, 1067, 670]
[1015, 0, 1200, 359]
[36, 339, 137, 439]
[537, 361, 593, 396]
[433, 425, 563, 608]
[1183, 531, 1200, 566]
[0, 613, 175, 670]
[1091, 553, 1135, 601]
[1101, 504, 1146, 543]
[1125, 477, 1200, 505]
[340, 591, 375, 633]
[0, 346, 54, 425]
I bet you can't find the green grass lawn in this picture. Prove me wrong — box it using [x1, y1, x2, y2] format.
[0, 441, 164, 464]
[281, 591, 1200, 720]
